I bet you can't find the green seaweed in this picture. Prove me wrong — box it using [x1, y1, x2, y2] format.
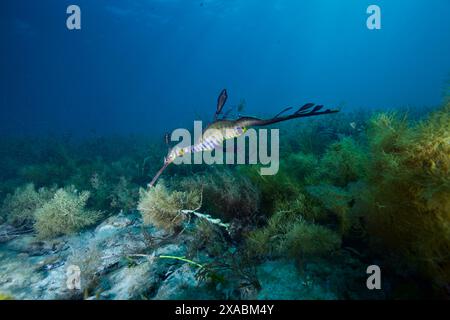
[361, 103, 450, 290]
[34, 187, 102, 239]
[0, 183, 54, 228]
[137, 181, 201, 232]
[179, 168, 260, 222]
[159, 255, 205, 269]
[246, 209, 342, 264]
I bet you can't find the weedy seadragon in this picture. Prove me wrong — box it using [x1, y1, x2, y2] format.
[149, 89, 339, 187]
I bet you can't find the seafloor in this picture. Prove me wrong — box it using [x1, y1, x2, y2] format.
[0, 102, 449, 300]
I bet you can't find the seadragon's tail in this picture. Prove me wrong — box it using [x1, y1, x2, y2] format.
[235, 103, 339, 128]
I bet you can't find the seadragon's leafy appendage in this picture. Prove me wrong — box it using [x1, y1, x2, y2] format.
[148, 90, 339, 187]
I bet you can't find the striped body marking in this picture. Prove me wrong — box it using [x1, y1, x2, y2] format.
[177, 126, 246, 155]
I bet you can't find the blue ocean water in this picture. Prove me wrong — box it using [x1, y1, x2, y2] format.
[1, 0, 449, 136]
[1, 1, 450, 302]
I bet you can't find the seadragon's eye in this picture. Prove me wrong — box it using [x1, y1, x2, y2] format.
[236, 127, 246, 135]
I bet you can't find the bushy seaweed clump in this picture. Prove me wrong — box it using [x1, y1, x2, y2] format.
[138, 181, 201, 232]
[317, 137, 367, 187]
[306, 184, 361, 236]
[240, 138, 363, 260]
[361, 103, 450, 291]
[34, 187, 102, 239]
[0, 183, 54, 228]
[247, 209, 341, 263]
[180, 168, 260, 221]
[0, 184, 102, 239]
[238, 165, 301, 216]
[283, 152, 319, 185]
[187, 219, 229, 258]
[245, 186, 341, 262]
[289, 103, 450, 294]
[283, 219, 342, 260]
[240, 148, 348, 264]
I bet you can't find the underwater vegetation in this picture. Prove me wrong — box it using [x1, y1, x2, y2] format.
[0, 183, 54, 228]
[34, 187, 102, 239]
[362, 103, 450, 292]
[0, 184, 101, 239]
[0, 102, 448, 299]
[0, 136, 164, 212]
[138, 181, 201, 233]
[179, 169, 260, 222]
[0, 293, 14, 300]
[264, 102, 450, 296]
[246, 209, 341, 263]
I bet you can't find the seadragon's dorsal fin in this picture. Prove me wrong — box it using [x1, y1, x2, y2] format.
[215, 89, 228, 120]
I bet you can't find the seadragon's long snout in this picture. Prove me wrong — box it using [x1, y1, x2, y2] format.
[148, 161, 171, 188]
